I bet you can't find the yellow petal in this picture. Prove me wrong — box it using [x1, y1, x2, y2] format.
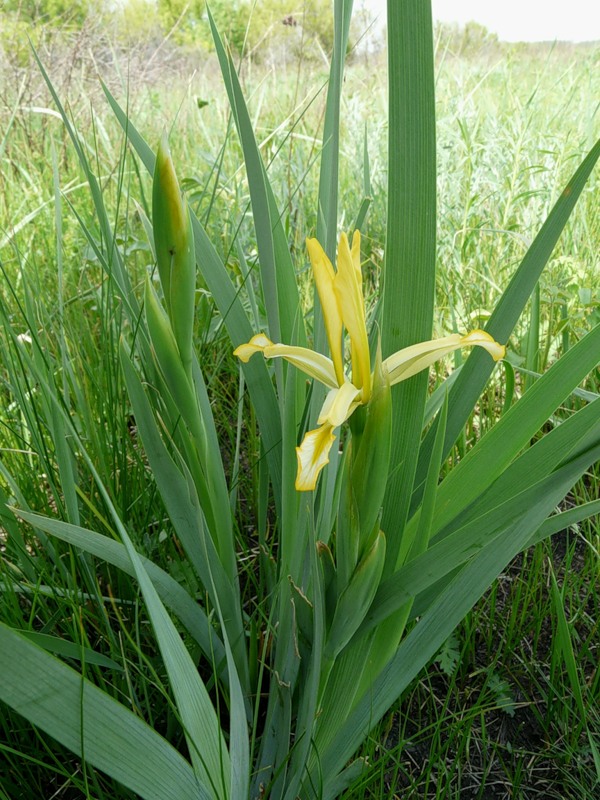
[295, 423, 337, 491]
[306, 237, 345, 386]
[233, 333, 274, 362]
[317, 382, 362, 426]
[234, 334, 339, 388]
[460, 329, 506, 361]
[333, 231, 371, 401]
[383, 330, 505, 385]
[263, 343, 339, 388]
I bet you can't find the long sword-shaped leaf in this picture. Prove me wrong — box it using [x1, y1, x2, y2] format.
[120, 342, 249, 693]
[12, 508, 227, 673]
[317, 0, 354, 254]
[8, 357, 231, 796]
[308, 441, 600, 792]
[0, 624, 204, 800]
[432, 395, 600, 542]
[86, 488, 230, 796]
[412, 135, 600, 511]
[207, 7, 305, 350]
[363, 452, 599, 632]
[381, 0, 437, 569]
[311, 0, 355, 538]
[430, 323, 600, 536]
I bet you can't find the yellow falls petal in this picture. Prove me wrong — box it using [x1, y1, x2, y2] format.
[295, 423, 337, 491]
[306, 237, 345, 386]
[233, 333, 274, 362]
[333, 231, 371, 400]
[234, 335, 339, 388]
[263, 343, 339, 388]
[460, 329, 506, 361]
[383, 330, 505, 385]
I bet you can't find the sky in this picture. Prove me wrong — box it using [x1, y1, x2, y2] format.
[363, 0, 600, 42]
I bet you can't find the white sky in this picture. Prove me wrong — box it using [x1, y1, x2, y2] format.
[363, 0, 600, 42]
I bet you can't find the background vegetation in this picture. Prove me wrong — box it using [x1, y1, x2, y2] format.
[0, 2, 598, 798]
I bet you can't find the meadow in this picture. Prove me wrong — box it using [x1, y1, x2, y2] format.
[0, 8, 599, 799]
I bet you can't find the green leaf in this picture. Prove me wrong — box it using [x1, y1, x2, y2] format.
[6, 361, 231, 796]
[381, 0, 437, 570]
[311, 440, 600, 791]
[12, 508, 227, 675]
[317, 0, 355, 253]
[0, 623, 204, 800]
[93, 497, 231, 796]
[432, 395, 600, 543]
[364, 398, 600, 631]
[430, 324, 600, 535]
[529, 499, 600, 547]
[17, 630, 123, 671]
[413, 135, 600, 510]
[120, 342, 249, 692]
[207, 7, 305, 349]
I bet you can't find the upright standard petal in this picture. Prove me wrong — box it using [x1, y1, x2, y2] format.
[333, 231, 371, 401]
[295, 423, 337, 491]
[307, 237, 345, 386]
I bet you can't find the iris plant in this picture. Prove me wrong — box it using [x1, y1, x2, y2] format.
[235, 231, 505, 490]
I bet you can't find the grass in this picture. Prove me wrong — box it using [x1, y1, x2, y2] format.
[0, 18, 599, 800]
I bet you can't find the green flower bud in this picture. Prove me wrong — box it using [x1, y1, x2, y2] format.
[152, 133, 196, 377]
[144, 277, 205, 452]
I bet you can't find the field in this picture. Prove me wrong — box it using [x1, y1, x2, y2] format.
[0, 9, 599, 800]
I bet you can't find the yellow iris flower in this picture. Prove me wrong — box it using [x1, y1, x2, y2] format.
[234, 231, 505, 492]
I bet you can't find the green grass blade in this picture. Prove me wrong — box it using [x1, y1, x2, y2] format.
[549, 564, 599, 783]
[381, 0, 437, 569]
[549, 566, 587, 722]
[0, 623, 205, 800]
[32, 49, 139, 322]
